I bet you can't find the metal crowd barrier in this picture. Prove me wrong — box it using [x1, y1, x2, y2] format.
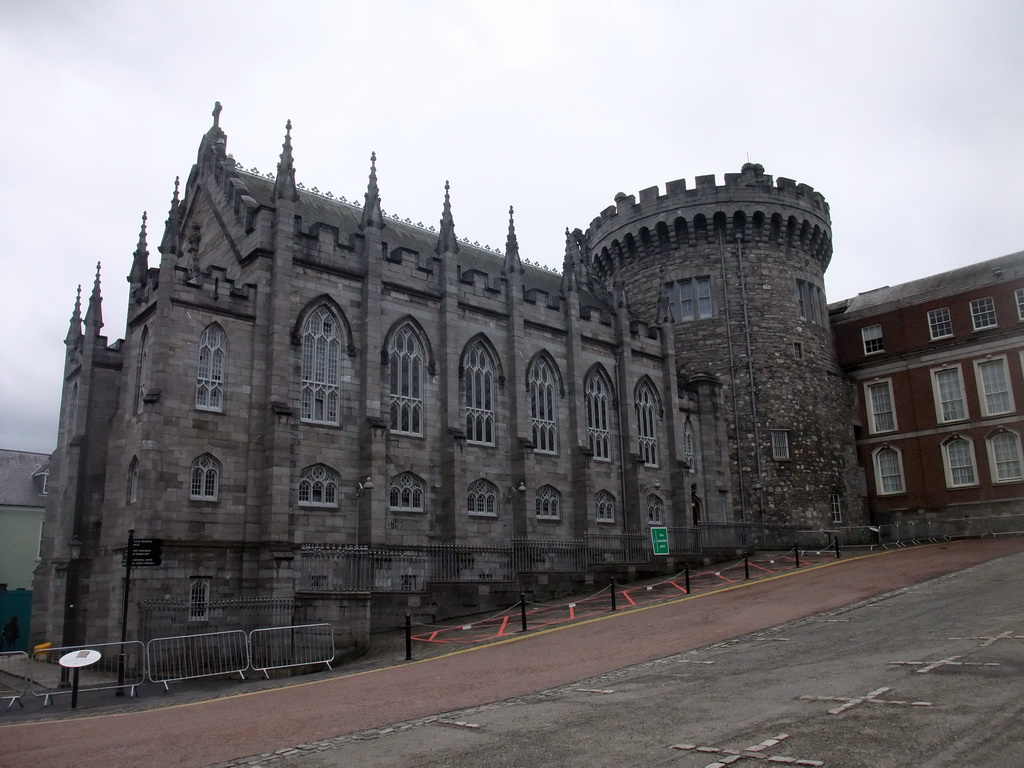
[30, 641, 146, 706]
[1, 651, 30, 709]
[147, 629, 249, 690]
[249, 623, 334, 678]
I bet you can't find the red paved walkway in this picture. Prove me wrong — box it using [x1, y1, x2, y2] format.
[4, 538, 1023, 768]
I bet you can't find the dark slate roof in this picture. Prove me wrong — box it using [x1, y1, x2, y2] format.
[830, 251, 1024, 317]
[235, 168, 586, 306]
[0, 449, 50, 508]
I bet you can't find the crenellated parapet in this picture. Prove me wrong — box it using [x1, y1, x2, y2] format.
[586, 163, 833, 278]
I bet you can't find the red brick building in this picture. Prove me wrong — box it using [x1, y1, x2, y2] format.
[831, 252, 1024, 525]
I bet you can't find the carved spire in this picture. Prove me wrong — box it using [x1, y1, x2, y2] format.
[273, 119, 299, 202]
[360, 152, 384, 231]
[128, 211, 149, 286]
[435, 180, 459, 255]
[503, 205, 522, 274]
[84, 263, 103, 335]
[560, 227, 578, 293]
[160, 177, 181, 254]
[65, 285, 83, 345]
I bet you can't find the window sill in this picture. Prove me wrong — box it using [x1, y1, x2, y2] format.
[468, 512, 498, 518]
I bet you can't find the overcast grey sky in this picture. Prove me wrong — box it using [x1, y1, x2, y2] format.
[1, 0, 1021, 453]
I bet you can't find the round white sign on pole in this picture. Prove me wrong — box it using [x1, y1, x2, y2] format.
[59, 649, 102, 668]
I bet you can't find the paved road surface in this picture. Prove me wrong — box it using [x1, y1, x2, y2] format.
[3, 538, 1023, 768]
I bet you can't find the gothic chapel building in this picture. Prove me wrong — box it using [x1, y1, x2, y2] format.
[33, 105, 864, 643]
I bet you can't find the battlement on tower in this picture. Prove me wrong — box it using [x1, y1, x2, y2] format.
[586, 163, 830, 245]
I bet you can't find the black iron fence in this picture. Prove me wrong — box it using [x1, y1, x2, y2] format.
[296, 514, 1024, 593]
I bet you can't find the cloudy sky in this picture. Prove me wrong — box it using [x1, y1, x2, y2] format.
[0, 0, 1021, 453]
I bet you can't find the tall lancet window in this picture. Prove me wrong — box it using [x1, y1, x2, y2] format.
[389, 325, 423, 436]
[682, 419, 696, 469]
[135, 326, 151, 414]
[636, 382, 659, 467]
[301, 306, 341, 425]
[530, 359, 558, 454]
[465, 341, 495, 446]
[585, 371, 611, 460]
[195, 324, 225, 412]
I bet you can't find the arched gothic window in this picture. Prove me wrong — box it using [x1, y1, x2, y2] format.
[389, 325, 423, 436]
[530, 359, 558, 454]
[196, 324, 225, 412]
[127, 456, 139, 504]
[189, 454, 221, 501]
[300, 307, 341, 424]
[464, 341, 495, 446]
[190, 455, 221, 501]
[585, 371, 612, 460]
[595, 490, 615, 523]
[636, 382, 659, 467]
[647, 494, 664, 525]
[389, 473, 425, 511]
[189, 578, 210, 622]
[467, 479, 498, 517]
[535, 485, 561, 520]
[298, 465, 339, 507]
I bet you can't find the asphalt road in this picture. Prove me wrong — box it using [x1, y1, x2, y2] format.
[4, 537, 1024, 768]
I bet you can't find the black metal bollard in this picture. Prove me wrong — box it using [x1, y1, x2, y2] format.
[744, 555, 750, 580]
[610, 577, 617, 612]
[684, 563, 691, 594]
[834, 535, 841, 559]
[520, 592, 528, 632]
[794, 542, 801, 568]
[405, 614, 412, 661]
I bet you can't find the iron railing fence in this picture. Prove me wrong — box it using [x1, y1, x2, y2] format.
[583, 532, 652, 565]
[297, 514, 1024, 592]
[139, 597, 295, 642]
[424, 545, 516, 583]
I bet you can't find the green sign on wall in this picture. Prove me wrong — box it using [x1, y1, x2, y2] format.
[650, 526, 670, 556]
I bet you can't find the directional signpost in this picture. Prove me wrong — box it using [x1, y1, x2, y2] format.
[651, 526, 670, 556]
[121, 538, 163, 567]
[118, 530, 163, 695]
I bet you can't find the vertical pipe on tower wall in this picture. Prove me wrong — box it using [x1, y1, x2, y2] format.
[735, 232, 765, 515]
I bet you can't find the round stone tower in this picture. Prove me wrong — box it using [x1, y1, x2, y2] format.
[585, 162, 861, 527]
